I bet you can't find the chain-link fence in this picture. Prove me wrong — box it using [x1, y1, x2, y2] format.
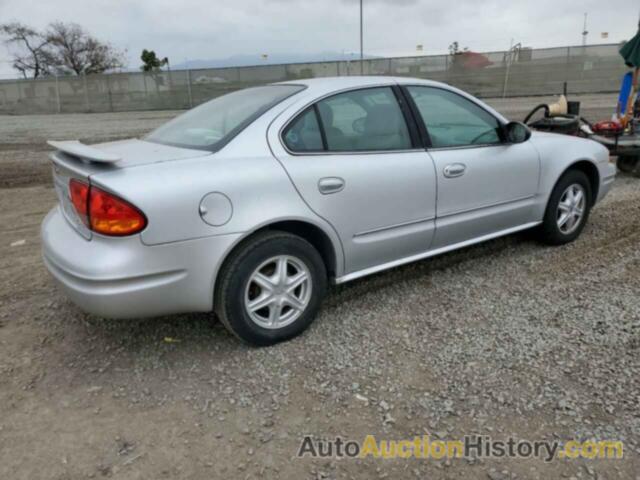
[0, 44, 628, 115]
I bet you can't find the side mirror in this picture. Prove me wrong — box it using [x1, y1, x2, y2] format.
[505, 121, 532, 144]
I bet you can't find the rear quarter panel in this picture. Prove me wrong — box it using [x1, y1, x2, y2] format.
[529, 132, 611, 219]
[89, 114, 345, 274]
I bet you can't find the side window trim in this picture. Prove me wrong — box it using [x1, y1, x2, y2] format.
[312, 104, 328, 151]
[396, 86, 432, 149]
[279, 85, 424, 156]
[399, 85, 507, 150]
[391, 85, 423, 149]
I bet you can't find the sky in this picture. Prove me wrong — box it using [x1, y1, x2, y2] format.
[1, 0, 639, 77]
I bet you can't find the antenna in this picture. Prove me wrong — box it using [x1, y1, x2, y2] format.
[582, 13, 589, 46]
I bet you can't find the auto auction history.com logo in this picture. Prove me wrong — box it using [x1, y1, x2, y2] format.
[297, 435, 624, 462]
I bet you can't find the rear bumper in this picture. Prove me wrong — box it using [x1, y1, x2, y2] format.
[41, 206, 241, 319]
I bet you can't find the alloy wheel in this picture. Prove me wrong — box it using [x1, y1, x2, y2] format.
[244, 255, 312, 329]
[557, 183, 586, 235]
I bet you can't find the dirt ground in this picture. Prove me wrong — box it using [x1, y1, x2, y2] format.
[1, 95, 639, 480]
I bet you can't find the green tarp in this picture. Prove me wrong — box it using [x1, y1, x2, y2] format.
[620, 30, 640, 68]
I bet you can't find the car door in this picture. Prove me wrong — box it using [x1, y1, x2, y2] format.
[269, 86, 437, 275]
[403, 85, 540, 248]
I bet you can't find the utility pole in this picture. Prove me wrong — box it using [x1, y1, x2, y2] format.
[359, 0, 364, 75]
[582, 13, 589, 47]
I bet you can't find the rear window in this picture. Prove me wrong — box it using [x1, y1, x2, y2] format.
[146, 85, 305, 150]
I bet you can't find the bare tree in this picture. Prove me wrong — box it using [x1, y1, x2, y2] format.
[45, 22, 125, 75]
[0, 22, 51, 78]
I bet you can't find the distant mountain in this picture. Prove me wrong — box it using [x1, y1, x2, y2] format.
[171, 52, 379, 70]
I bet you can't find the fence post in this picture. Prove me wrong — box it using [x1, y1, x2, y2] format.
[54, 74, 61, 114]
[142, 73, 148, 100]
[82, 73, 90, 111]
[186, 69, 193, 108]
[107, 75, 113, 112]
[13, 79, 22, 115]
[502, 50, 512, 98]
[564, 46, 571, 87]
[445, 55, 449, 83]
[167, 67, 174, 109]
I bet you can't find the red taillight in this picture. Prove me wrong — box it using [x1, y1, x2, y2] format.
[69, 179, 89, 227]
[68, 180, 146, 236]
[89, 186, 146, 236]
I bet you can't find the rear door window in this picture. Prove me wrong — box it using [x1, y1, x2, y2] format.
[316, 87, 413, 152]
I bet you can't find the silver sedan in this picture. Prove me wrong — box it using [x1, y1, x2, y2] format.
[41, 77, 616, 345]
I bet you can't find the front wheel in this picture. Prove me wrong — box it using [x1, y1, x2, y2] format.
[214, 231, 327, 346]
[538, 170, 592, 245]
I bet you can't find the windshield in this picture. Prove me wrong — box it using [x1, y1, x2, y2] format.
[146, 85, 305, 150]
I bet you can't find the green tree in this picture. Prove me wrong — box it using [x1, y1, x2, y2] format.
[140, 49, 169, 93]
[448, 41, 469, 56]
[140, 49, 168, 72]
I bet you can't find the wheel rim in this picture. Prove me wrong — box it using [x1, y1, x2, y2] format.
[557, 183, 586, 235]
[244, 255, 312, 329]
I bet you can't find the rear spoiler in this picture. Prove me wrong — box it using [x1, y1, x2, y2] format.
[47, 140, 121, 163]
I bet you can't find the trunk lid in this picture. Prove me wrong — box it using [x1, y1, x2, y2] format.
[48, 139, 210, 238]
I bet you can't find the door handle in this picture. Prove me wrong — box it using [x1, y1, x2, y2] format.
[443, 163, 466, 178]
[318, 177, 345, 195]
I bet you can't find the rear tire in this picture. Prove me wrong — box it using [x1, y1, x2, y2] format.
[214, 231, 327, 346]
[538, 170, 592, 245]
[617, 155, 640, 176]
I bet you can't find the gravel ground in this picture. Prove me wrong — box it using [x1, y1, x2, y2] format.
[0, 94, 639, 479]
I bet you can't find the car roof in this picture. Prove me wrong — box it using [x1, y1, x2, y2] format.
[272, 76, 508, 124]
[275, 76, 442, 95]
